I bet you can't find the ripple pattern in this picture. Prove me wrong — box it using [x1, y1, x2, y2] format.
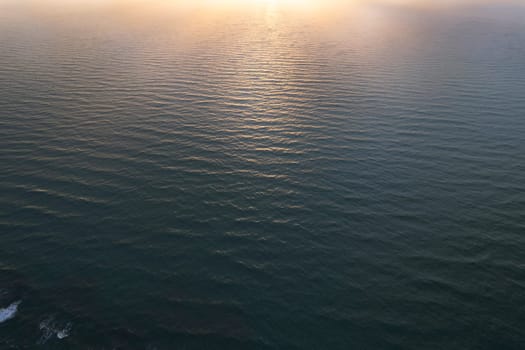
[1, 1, 525, 349]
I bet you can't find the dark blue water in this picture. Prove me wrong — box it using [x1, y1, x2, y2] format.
[1, 1, 525, 349]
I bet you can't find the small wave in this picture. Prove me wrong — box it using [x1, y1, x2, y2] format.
[38, 315, 72, 344]
[0, 300, 21, 323]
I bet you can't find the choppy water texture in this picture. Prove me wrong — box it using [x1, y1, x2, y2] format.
[1, 0, 525, 349]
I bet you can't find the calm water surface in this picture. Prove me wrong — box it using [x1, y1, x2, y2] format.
[1, 0, 525, 348]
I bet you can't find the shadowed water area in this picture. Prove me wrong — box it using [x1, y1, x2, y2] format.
[1, 0, 525, 349]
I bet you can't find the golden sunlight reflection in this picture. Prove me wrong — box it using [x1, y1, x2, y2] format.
[6, 0, 522, 33]
[3, 0, 521, 106]
[4, 0, 363, 44]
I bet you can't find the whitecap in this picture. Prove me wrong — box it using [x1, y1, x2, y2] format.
[38, 316, 72, 343]
[0, 300, 21, 323]
[57, 322, 72, 339]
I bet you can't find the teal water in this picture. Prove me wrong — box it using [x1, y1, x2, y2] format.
[1, 1, 525, 349]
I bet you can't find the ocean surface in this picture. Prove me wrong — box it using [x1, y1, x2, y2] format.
[1, 0, 525, 349]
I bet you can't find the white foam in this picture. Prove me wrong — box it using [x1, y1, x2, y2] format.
[38, 316, 55, 344]
[0, 300, 21, 323]
[57, 323, 72, 339]
[38, 316, 72, 344]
